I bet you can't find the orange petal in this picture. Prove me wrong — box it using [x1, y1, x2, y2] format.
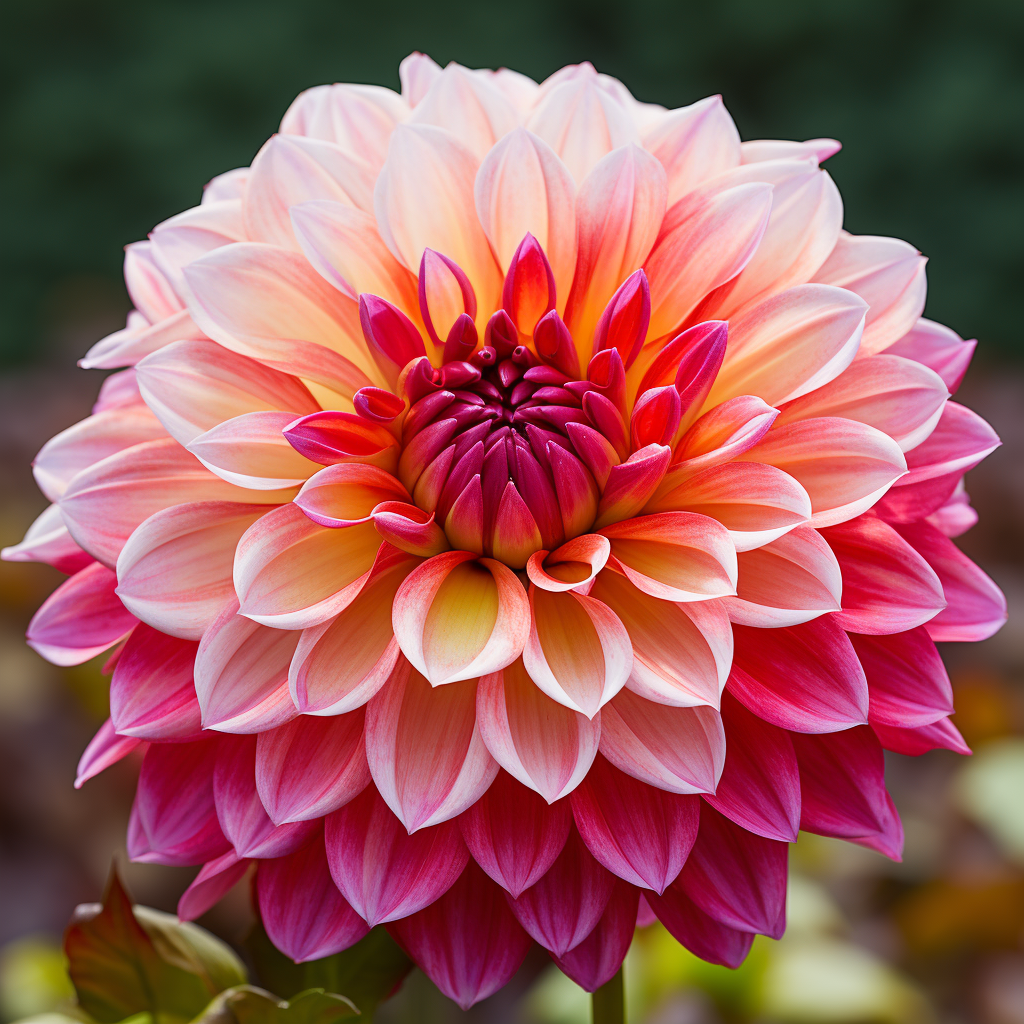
[600, 512, 737, 602]
[392, 551, 531, 685]
[233, 503, 381, 629]
[526, 534, 611, 593]
[294, 464, 410, 527]
[522, 587, 632, 717]
[590, 570, 731, 709]
[721, 525, 843, 627]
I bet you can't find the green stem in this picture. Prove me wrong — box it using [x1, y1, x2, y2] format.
[591, 967, 625, 1024]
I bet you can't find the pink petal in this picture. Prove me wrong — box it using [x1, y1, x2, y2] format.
[149, 199, 247, 296]
[80, 307, 207, 372]
[123, 241, 182, 321]
[852, 627, 954, 729]
[526, 69, 637, 185]
[775, 353, 948, 453]
[256, 710, 370, 824]
[33, 408, 166, 503]
[601, 512, 737, 602]
[729, 617, 869, 732]
[257, 830, 369, 962]
[109, 623, 202, 740]
[374, 124, 502, 312]
[289, 550, 418, 715]
[564, 146, 667, 358]
[75, 719, 143, 789]
[194, 599, 300, 733]
[280, 82, 408, 168]
[459, 770, 572, 897]
[553, 880, 639, 992]
[325, 785, 468, 926]
[387, 860, 531, 1010]
[599, 688, 724, 795]
[214, 735, 319, 858]
[896, 522, 1007, 642]
[872, 716, 970, 757]
[526, 534, 610, 593]
[476, 658, 601, 802]
[736, 417, 907, 528]
[27, 562, 137, 666]
[677, 803, 788, 938]
[709, 284, 867, 408]
[177, 850, 250, 922]
[365, 659, 497, 831]
[392, 551, 530, 685]
[59, 439, 292, 568]
[507, 829, 616, 955]
[886, 317, 975, 393]
[722, 525, 842, 627]
[410, 63, 518, 158]
[645, 181, 772, 338]
[927, 479, 977, 538]
[823, 516, 945, 635]
[116, 501, 267, 640]
[1, 503, 92, 576]
[646, 883, 754, 968]
[135, 338, 318, 447]
[793, 727, 903, 860]
[294, 463, 409, 529]
[131, 740, 231, 866]
[589, 570, 730, 708]
[244, 134, 375, 249]
[475, 129, 577, 312]
[233, 503, 381, 629]
[643, 95, 741, 204]
[183, 242, 378, 398]
[291, 201, 420, 315]
[812, 232, 927, 355]
[704, 693, 800, 842]
[571, 754, 699, 892]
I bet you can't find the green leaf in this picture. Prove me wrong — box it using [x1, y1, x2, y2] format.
[245, 926, 412, 1020]
[63, 866, 248, 1024]
[191, 987, 357, 1024]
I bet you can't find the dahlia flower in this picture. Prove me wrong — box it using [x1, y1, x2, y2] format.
[5, 53, 1006, 1011]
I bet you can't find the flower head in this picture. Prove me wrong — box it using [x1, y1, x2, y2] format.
[4, 53, 1006, 1009]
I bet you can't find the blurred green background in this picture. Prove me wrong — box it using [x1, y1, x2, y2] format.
[1, 1, 1023, 1023]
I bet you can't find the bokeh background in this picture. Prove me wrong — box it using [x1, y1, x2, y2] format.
[1, 1, 1023, 1022]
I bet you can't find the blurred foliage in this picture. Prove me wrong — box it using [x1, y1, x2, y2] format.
[0, 941, 75, 1023]
[0, 0, 1022, 368]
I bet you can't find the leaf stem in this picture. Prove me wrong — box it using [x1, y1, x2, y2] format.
[591, 967, 625, 1024]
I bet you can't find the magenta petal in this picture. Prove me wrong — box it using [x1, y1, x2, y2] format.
[592, 269, 651, 370]
[256, 711, 370, 824]
[553, 880, 639, 992]
[852, 627, 954, 729]
[677, 804, 788, 939]
[823, 517, 945, 635]
[388, 860, 532, 1011]
[75, 718, 143, 789]
[360, 294, 428, 386]
[177, 850, 250, 921]
[26, 562, 137, 666]
[872, 716, 970, 756]
[109, 624, 202, 740]
[257, 829, 369, 962]
[507, 829, 615, 955]
[571, 755, 698, 893]
[729, 617, 869, 733]
[647, 882, 755, 968]
[704, 693, 801, 842]
[325, 786, 468, 927]
[213, 735, 319, 859]
[131, 740, 231, 866]
[792, 726, 904, 860]
[459, 770, 572, 897]
[895, 521, 1007, 642]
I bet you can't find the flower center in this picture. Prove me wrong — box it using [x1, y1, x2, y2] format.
[398, 311, 615, 569]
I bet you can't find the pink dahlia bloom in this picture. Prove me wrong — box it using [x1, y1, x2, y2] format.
[5, 53, 1007, 1008]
